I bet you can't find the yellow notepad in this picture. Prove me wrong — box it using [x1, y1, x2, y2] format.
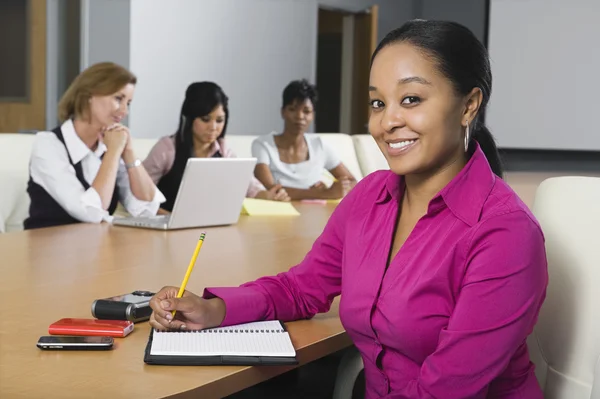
[241, 198, 300, 216]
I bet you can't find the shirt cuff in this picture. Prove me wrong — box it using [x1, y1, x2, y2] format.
[80, 187, 109, 222]
[203, 286, 268, 327]
[247, 177, 266, 198]
[153, 186, 167, 203]
[124, 186, 166, 217]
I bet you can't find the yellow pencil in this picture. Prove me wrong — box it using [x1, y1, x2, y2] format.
[172, 232, 206, 317]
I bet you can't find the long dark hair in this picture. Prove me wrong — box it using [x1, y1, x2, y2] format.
[371, 20, 503, 178]
[171, 81, 229, 173]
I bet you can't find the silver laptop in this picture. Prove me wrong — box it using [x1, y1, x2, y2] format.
[112, 157, 257, 230]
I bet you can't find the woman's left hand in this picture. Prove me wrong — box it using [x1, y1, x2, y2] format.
[119, 125, 134, 154]
[104, 124, 133, 154]
[256, 185, 291, 202]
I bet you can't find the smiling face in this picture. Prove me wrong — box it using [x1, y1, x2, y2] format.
[369, 42, 474, 177]
[88, 83, 135, 127]
[192, 105, 226, 145]
[281, 99, 314, 135]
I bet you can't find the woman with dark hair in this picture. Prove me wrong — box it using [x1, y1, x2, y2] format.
[252, 79, 358, 200]
[144, 82, 289, 213]
[149, 21, 547, 398]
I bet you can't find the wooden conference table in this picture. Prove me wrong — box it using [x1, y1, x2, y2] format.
[0, 203, 353, 399]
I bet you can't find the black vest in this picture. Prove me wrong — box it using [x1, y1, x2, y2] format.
[23, 126, 120, 230]
[156, 138, 222, 212]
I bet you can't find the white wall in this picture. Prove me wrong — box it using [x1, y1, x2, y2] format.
[415, 0, 486, 43]
[128, 0, 317, 138]
[82, 0, 130, 69]
[77, 0, 415, 139]
[487, 0, 600, 150]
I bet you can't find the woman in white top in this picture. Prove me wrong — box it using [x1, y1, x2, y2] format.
[251, 79, 357, 200]
[24, 62, 164, 229]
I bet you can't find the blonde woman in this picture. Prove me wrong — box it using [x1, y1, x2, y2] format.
[24, 62, 164, 229]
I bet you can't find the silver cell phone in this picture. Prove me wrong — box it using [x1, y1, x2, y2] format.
[91, 290, 155, 323]
[37, 335, 114, 350]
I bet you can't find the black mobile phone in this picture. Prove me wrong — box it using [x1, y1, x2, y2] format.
[91, 290, 155, 323]
[37, 335, 114, 350]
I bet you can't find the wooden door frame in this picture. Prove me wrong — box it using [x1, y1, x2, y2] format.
[349, 4, 378, 135]
[327, 4, 378, 135]
[0, 0, 46, 133]
[369, 5, 378, 56]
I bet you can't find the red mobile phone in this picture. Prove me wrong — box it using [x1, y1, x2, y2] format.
[48, 318, 134, 338]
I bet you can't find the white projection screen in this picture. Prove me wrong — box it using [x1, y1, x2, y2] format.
[486, 0, 600, 150]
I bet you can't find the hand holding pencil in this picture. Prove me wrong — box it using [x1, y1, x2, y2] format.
[172, 232, 206, 317]
[148, 232, 227, 331]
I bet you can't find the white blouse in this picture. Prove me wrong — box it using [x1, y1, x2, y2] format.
[251, 132, 341, 189]
[29, 120, 165, 223]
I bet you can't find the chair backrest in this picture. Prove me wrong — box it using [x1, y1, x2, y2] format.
[352, 134, 388, 176]
[318, 133, 363, 180]
[131, 137, 159, 160]
[530, 176, 600, 398]
[0, 134, 35, 233]
[226, 135, 258, 159]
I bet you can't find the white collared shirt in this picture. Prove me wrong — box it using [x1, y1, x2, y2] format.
[29, 120, 165, 223]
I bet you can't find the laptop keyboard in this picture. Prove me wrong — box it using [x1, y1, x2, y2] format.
[115, 215, 170, 227]
[131, 215, 170, 224]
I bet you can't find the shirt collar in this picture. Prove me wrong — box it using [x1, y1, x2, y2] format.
[206, 139, 223, 157]
[376, 172, 401, 204]
[62, 119, 106, 164]
[376, 142, 496, 226]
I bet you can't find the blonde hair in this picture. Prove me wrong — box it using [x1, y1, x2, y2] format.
[57, 62, 137, 122]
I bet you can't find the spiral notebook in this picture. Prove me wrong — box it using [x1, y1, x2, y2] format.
[143, 320, 297, 366]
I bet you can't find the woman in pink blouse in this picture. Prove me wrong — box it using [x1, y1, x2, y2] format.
[149, 21, 548, 398]
[143, 82, 290, 213]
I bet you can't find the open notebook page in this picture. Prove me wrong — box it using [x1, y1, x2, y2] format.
[150, 321, 296, 357]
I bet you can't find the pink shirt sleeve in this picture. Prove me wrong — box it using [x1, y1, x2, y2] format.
[203, 181, 359, 326]
[245, 177, 266, 198]
[221, 140, 265, 198]
[142, 136, 175, 184]
[382, 211, 547, 399]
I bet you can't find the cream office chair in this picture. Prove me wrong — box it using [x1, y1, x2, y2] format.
[351, 134, 388, 176]
[529, 176, 600, 398]
[0, 134, 36, 232]
[131, 137, 159, 160]
[226, 135, 258, 158]
[318, 133, 363, 181]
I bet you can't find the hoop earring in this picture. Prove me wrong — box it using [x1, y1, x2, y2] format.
[464, 120, 470, 152]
